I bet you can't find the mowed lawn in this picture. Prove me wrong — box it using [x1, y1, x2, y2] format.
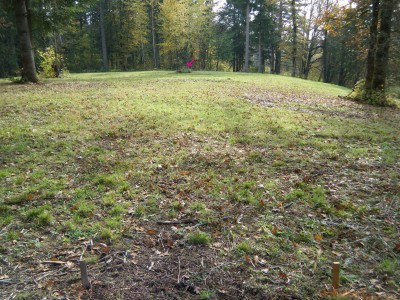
[0, 71, 399, 299]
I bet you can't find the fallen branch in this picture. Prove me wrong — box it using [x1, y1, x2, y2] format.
[156, 219, 198, 225]
[41, 260, 67, 265]
[0, 279, 15, 285]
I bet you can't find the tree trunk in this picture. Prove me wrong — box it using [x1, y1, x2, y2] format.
[274, 0, 283, 74]
[290, 0, 297, 77]
[13, 0, 38, 82]
[100, 0, 108, 71]
[372, 0, 394, 92]
[338, 40, 346, 86]
[258, 33, 263, 73]
[270, 45, 275, 73]
[150, 0, 159, 68]
[365, 0, 379, 91]
[322, 29, 329, 82]
[243, 0, 250, 72]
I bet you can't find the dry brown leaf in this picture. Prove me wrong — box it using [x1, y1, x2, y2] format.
[271, 225, 278, 236]
[146, 229, 157, 235]
[279, 272, 288, 279]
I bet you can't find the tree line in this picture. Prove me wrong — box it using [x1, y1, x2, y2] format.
[0, 0, 398, 104]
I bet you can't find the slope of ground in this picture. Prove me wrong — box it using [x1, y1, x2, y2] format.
[0, 71, 399, 299]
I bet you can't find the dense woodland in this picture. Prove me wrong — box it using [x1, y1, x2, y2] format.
[0, 0, 399, 90]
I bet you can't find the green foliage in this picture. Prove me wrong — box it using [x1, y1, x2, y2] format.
[74, 201, 96, 218]
[199, 289, 215, 300]
[99, 227, 114, 240]
[37, 47, 65, 78]
[235, 241, 252, 254]
[348, 80, 390, 106]
[378, 258, 399, 276]
[188, 231, 211, 246]
[24, 205, 53, 226]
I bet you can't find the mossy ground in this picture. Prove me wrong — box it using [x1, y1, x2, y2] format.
[0, 71, 399, 299]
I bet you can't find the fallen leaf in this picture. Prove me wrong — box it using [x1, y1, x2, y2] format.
[167, 239, 174, 248]
[332, 251, 342, 257]
[271, 225, 278, 236]
[314, 234, 323, 241]
[146, 229, 157, 235]
[279, 272, 288, 279]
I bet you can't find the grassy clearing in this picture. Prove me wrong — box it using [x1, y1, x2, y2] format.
[0, 71, 399, 299]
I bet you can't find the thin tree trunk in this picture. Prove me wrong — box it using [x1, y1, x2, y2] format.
[100, 0, 108, 71]
[243, 0, 250, 72]
[13, 0, 38, 82]
[338, 40, 346, 86]
[258, 33, 263, 73]
[274, 0, 283, 74]
[322, 29, 329, 82]
[150, 0, 158, 68]
[365, 0, 379, 91]
[290, 0, 297, 77]
[372, 0, 394, 92]
[270, 45, 275, 73]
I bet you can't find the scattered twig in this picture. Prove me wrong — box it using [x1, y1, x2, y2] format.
[177, 256, 181, 284]
[41, 260, 67, 265]
[156, 219, 198, 225]
[284, 202, 293, 209]
[36, 266, 68, 282]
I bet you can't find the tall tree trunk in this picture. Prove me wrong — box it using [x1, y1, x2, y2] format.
[322, 29, 329, 82]
[270, 45, 275, 73]
[274, 0, 283, 74]
[338, 40, 346, 86]
[243, 0, 250, 72]
[365, 0, 379, 91]
[13, 0, 38, 82]
[150, 0, 158, 68]
[290, 0, 297, 77]
[372, 0, 394, 92]
[258, 33, 263, 73]
[100, 0, 108, 71]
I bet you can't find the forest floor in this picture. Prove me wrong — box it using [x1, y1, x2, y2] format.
[0, 71, 399, 300]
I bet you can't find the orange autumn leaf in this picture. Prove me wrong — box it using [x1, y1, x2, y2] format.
[314, 234, 323, 241]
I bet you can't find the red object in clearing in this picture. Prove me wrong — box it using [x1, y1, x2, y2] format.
[186, 59, 195, 67]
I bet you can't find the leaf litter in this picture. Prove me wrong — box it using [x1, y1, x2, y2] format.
[0, 73, 399, 299]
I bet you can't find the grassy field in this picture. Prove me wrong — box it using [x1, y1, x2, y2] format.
[0, 71, 399, 299]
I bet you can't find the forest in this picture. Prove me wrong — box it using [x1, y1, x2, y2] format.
[0, 0, 399, 90]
